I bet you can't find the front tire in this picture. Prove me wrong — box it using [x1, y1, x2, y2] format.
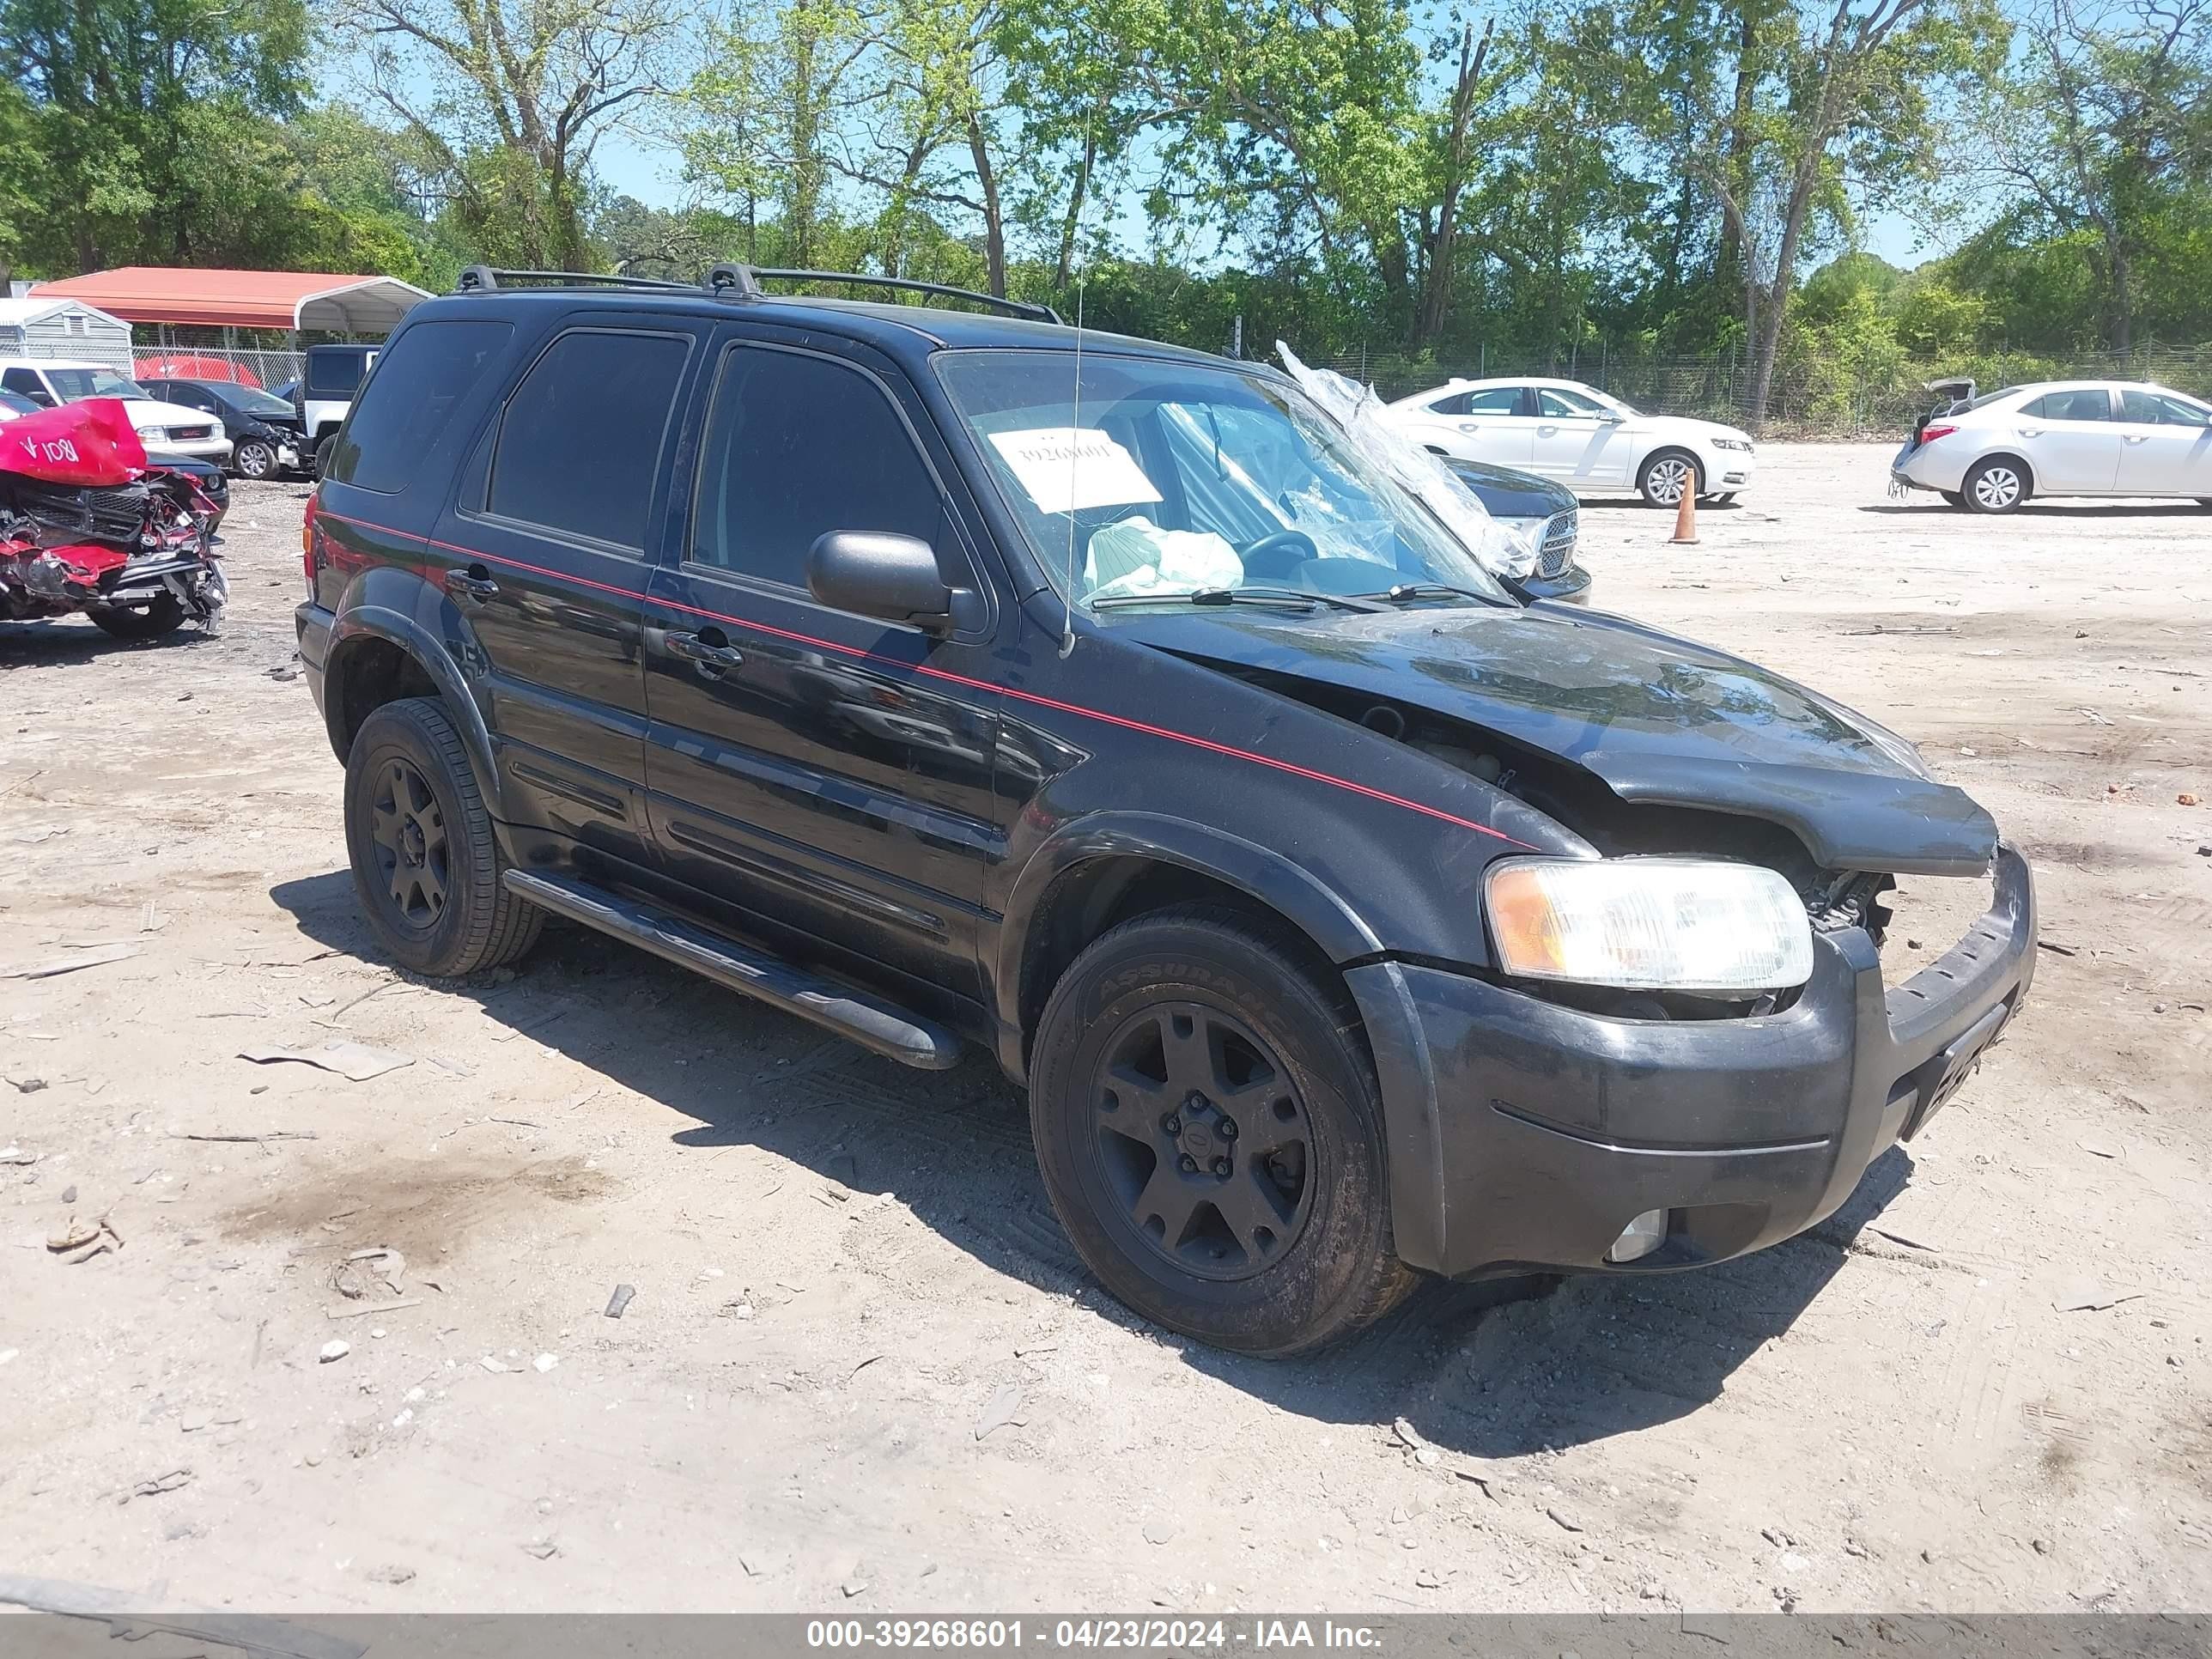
[1029, 905, 1414, 1356]
[1963, 457, 2028, 514]
[343, 696, 543, 977]
[90, 594, 185, 640]
[1638, 449, 1701, 507]
[232, 438, 277, 479]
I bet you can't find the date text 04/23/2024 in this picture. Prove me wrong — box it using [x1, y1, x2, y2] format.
[805, 1620, 1384, 1650]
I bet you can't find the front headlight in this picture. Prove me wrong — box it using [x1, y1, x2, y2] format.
[1711, 437, 1753, 453]
[138, 425, 168, 441]
[1486, 857, 1814, 993]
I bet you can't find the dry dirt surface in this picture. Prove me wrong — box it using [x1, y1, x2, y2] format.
[1, 447, 2208, 1617]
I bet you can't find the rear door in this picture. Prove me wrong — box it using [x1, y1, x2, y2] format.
[639, 331, 1003, 1008]
[430, 316, 708, 872]
[2014, 388, 2123, 493]
[1398, 385, 1534, 464]
[2114, 388, 2212, 495]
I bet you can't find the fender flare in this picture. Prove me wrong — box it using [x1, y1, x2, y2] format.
[324, 604, 504, 817]
[994, 811, 1384, 1061]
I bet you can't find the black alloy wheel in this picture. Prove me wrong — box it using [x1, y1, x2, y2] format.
[1030, 904, 1414, 1355]
[1090, 1000, 1316, 1280]
[368, 754, 451, 928]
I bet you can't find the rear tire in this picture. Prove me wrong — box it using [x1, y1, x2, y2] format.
[90, 594, 186, 640]
[343, 696, 543, 977]
[1963, 457, 2028, 514]
[1638, 449, 1701, 507]
[1029, 904, 1415, 1356]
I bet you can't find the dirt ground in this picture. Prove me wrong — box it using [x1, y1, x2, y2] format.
[1, 443, 2207, 1617]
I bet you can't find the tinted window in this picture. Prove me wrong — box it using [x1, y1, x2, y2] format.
[323, 320, 512, 494]
[1427, 386, 1522, 417]
[2121, 389, 2210, 427]
[692, 348, 943, 588]
[307, 349, 374, 395]
[3, 368, 53, 404]
[487, 331, 689, 551]
[2025, 389, 2112, 422]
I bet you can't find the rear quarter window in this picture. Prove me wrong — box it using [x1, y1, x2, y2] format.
[307, 350, 374, 395]
[322, 321, 513, 495]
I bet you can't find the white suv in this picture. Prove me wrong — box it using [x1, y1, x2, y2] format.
[1890, 380, 2212, 513]
[0, 359, 234, 464]
[1384, 376, 1758, 507]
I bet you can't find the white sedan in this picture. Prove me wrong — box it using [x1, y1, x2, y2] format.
[1383, 376, 1758, 507]
[1890, 380, 2212, 513]
[0, 358, 235, 465]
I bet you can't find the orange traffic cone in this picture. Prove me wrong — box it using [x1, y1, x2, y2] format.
[1668, 484, 1698, 544]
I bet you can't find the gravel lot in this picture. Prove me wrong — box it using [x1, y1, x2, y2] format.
[1, 444, 2207, 1614]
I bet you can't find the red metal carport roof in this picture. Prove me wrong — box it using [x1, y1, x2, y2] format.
[31, 267, 432, 333]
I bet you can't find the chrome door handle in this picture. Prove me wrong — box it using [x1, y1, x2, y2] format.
[447, 566, 499, 601]
[1458, 423, 1479, 432]
[2124, 434, 2150, 444]
[665, 629, 744, 674]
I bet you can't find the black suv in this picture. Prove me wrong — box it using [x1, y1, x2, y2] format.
[297, 266, 2034, 1356]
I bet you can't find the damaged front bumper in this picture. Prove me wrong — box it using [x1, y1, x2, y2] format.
[1351, 842, 2035, 1279]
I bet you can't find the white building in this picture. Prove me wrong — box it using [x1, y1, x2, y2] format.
[0, 297, 135, 374]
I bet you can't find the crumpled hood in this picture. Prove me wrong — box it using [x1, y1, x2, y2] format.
[1113, 604, 1998, 877]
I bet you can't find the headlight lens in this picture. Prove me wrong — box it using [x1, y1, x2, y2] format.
[138, 425, 168, 441]
[1486, 857, 1814, 993]
[1711, 437, 1753, 453]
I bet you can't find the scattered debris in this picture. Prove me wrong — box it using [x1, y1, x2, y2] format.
[841, 1577, 870, 1599]
[2079, 1139, 2121, 1160]
[974, 1382, 1024, 1440]
[47, 1216, 122, 1264]
[849, 1354, 884, 1380]
[2056, 1281, 2143, 1313]
[1391, 1417, 1443, 1468]
[1142, 1522, 1176, 1546]
[533, 1352, 559, 1373]
[1546, 1506, 1584, 1534]
[481, 1356, 514, 1374]
[0, 1146, 36, 1165]
[605, 1283, 636, 1319]
[2036, 940, 2078, 957]
[522, 1541, 559, 1561]
[319, 1340, 350, 1363]
[331, 1247, 406, 1298]
[0, 942, 139, 980]
[168, 1130, 318, 1146]
[120, 1468, 192, 1504]
[237, 1041, 412, 1082]
[325, 1298, 422, 1320]
[58, 1184, 75, 1205]
[2180, 793, 2201, 807]
[366, 1565, 416, 1586]
[1414, 1567, 1445, 1589]
[12, 1076, 47, 1095]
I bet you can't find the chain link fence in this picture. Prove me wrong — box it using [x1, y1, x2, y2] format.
[1324, 344, 2212, 437]
[128, 345, 306, 391]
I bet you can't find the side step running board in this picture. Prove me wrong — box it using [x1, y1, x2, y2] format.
[501, 869, 962, 1071]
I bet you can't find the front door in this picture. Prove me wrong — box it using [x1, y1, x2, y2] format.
[2015, 387, 2123, 494]
[431, 316, 708, 872]
[1401, 384, 1534, 465]
[640, 334, 1003, 1012]
[1529, 385, 1632, 483]
[2115, 387, 2212, 495]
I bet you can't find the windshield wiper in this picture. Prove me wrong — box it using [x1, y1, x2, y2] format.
[1359, 581, 1504, 606]
[1091, 586, 1386, 613]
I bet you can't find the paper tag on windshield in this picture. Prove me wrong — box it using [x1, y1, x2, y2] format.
[988, 427, 1163, 516]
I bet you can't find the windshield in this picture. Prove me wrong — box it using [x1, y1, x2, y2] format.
[46, 368, 148, 401]
[936, 350, 1512, 611]
[223, 385, 296, 417]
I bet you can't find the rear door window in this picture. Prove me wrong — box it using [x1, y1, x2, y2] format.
[2025, 389, 2113, 422]
[690, 346, 945, 590]
[486, 330, 690, 552]
[322, 320, 512, 493]
[307, 350, 373, 395]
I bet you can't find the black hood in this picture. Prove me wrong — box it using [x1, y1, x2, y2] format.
[1109, 604, 1998, 877]
[1444, 458, 1576, 519]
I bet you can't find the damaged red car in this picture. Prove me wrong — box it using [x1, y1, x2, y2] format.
[0, 398, 228, 639]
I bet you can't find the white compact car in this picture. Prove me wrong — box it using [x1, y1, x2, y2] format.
[0, 358, 235, 464]
[1890, 380, 2212, 513]
[1384, 376, 1757, 507]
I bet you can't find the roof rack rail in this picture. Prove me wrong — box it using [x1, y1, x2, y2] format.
[453, 265, 698, 294]
[453, 261, 1065, 325]
[742, 268, 1062, 325]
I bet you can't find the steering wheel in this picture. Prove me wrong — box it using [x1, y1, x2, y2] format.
[1240, 528, 1320, 580]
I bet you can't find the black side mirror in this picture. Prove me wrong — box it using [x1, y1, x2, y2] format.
[807, 532, 977, 632]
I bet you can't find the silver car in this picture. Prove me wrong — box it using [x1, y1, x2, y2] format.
[1890, 379, 2212, 513]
